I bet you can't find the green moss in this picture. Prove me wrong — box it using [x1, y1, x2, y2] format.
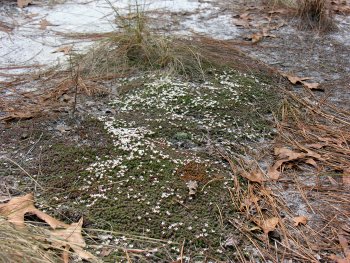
[36, 69, 279, 261]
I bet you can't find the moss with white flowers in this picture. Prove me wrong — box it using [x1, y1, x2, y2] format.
[38, 69, 278, 261]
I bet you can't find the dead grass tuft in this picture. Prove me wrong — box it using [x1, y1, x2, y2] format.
[297, 0, 336, 31]
[0, 218, 60, 263]
[74, 2, 208, 80]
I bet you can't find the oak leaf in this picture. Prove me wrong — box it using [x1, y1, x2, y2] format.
[282, 73, 312, 85]
[267, 147, 323, 180]
[0, 193, 67, 229]
[50, 217, 99, 263]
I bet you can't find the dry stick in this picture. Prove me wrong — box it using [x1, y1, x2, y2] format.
[287, 91, 350, 125]
[0, 156, 42, 190]
[180, 239, 185, 263]
[125, 249, 132, 263]
[292, 173, 316, 214]
[215, 203, 224, 228]
[68, 53, 79, 116]
[315, 214, 338, 236]
[228, 219, 269, 263]
[25, 132, 43, 157]
[232, 242, 247, 263]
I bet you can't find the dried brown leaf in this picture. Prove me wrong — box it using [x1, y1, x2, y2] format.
[251, 33, 263, 44]
[255, 217, 279, 235]
[267, 159, 285, 180]
[53, 45, 73, 55]
[305, 158, 318, 168]
[39, 19, 53, 30]
[267, 147, 323, 180]
[293, 216, 308, 226]
[275, 147, 305, 160]
[330, 232, 350, 263]
[17, 0, 32, 8]
[0, 193, 67, 229]
[241, 168, 267, 183]
[281, 73, 312, 85]
[301, 81, 324, 91]
[50, 217, 100, 262]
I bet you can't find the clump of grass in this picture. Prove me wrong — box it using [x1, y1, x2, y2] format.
[297, 0, 335, 31]
[75, 1, 207, 79]
[0, 218, 60, 263]
[264, 0, 296, 8]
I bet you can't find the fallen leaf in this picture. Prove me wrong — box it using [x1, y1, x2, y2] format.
[0, 193, 67, 229]
[293, 216, 308, 226]
[186, 180, 198, 196]
[267, 159, 285, 180]
[305, 158, 318, 168]
[53, 45, 73, 55]
[50, 217, 99, 262]
[330, 232, 350, 263]
[281, 73, 313, 85]
[241, 168, 267, 183]
[267, 147, 323, 180]
[301, 81, 324, 91]
[17, 0, 32, 8]
[39, 19, 53, 30]
[339, 233, 350, 258]
[251, 33, 263, 44]
[255, 217, 279, 235]
[232, 11, 252, 28]
[275, 147, 305, 160]
[240, 195, 260, 212]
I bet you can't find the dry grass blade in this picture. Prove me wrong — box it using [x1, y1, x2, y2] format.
[297, 0, 336, 31]
[0, 217, 60, 263]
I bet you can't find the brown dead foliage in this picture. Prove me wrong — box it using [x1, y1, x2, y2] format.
[0, 73, 108, 122]
[176, 161, 208, 183]
[0, 194, 99, 263]
[222, 83, 350, 261]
